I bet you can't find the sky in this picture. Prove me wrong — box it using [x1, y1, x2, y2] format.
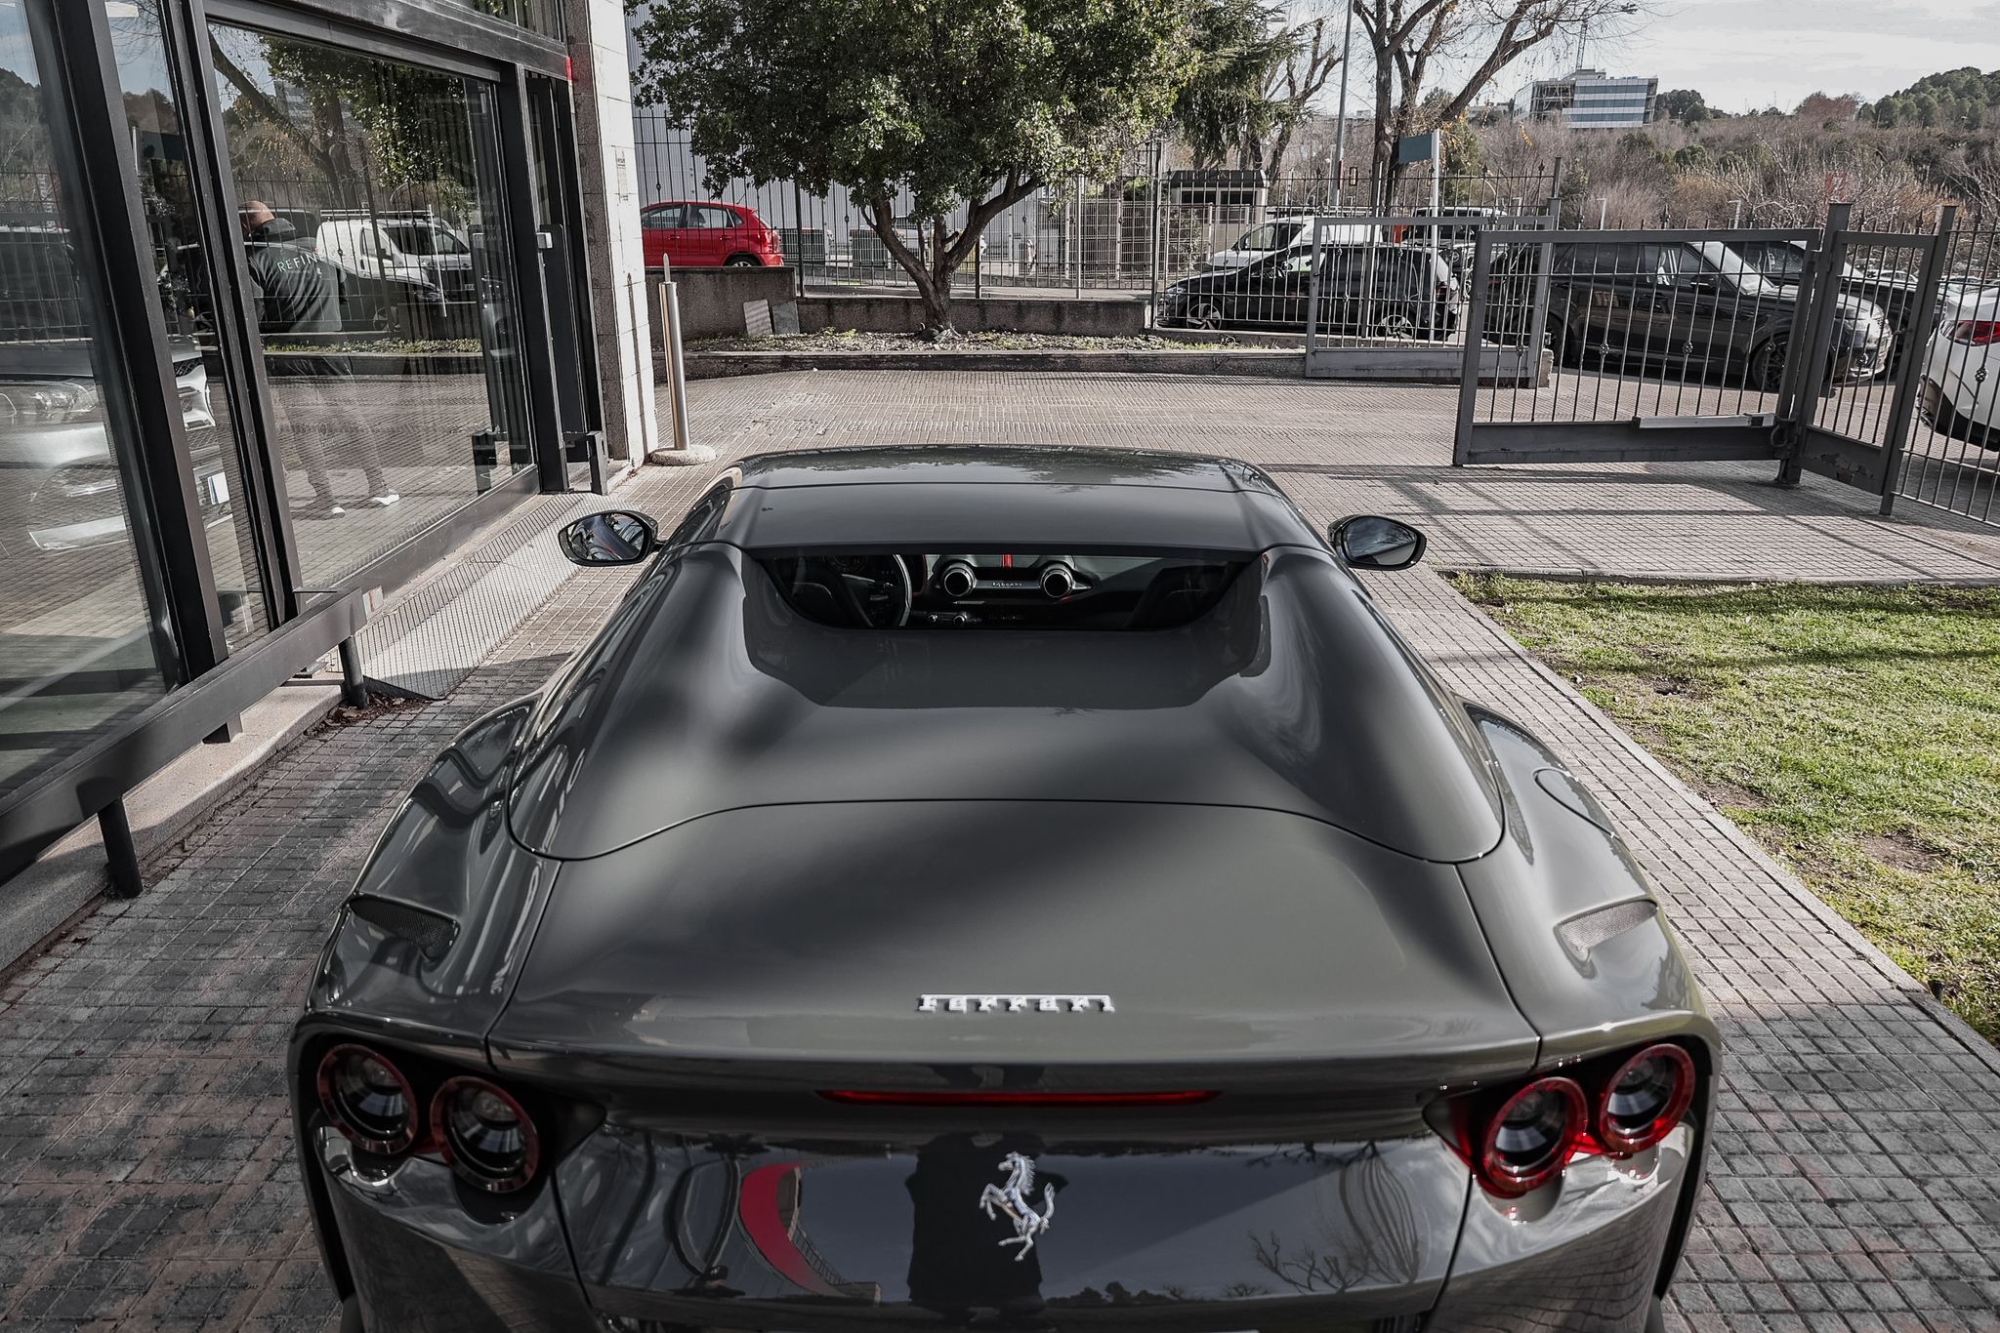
[1537, 0, 2000, 114]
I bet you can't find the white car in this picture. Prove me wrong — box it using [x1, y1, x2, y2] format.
[316, 212, 475, 299]
[1204, 218, 1378, 270]
[1918, 285, 2000, 450]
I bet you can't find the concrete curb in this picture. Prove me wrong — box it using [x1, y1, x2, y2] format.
[1439, 570, 2000, 1078]
[1442, 565, 2000, 588]
[683, 348, 1306, 380]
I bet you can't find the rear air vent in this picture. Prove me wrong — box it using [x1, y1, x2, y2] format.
[348, 895, 459, 962]
[1556, 899, 1657, 961]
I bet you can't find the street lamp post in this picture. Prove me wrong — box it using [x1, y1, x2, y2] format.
[1729, 198, 1745, 228]
[1330, 0, 1356, 210]
[1594, 196, 1608, 229]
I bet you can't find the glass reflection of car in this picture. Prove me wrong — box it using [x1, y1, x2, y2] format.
[242, 221, 449, 339]
[1161, 242, 1460, 337]
[0, 228, 229, 560]
[318, 211, 476, 301]
[1490, 239, 1891, 389]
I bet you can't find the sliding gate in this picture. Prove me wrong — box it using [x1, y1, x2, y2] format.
[1299, 210, 1553, 382]
[1451, 204, 1980, 523]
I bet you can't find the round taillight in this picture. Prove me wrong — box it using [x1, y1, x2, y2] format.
[1478, 1076, 1586, 1197]
[1596, 1043, 1696, 1157]
[316, 1044, 418, 1155]
[432, 1077, 540, 1193]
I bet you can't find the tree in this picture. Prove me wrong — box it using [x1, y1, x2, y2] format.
[1795, 91, 1860, 126]
[628, 0, 1198, 334]
[1655, 88, 1712, 123]
[210, 28, 475, 214]
[1351, 0, 1655, 208]
[1262, 5, 1349, 177]
[1173, 0, 1299, 170]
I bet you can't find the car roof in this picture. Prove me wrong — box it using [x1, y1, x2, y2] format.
[717, 447, 1315, 552]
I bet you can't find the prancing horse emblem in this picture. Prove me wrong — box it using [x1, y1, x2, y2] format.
[979, 1151, 1056, 1260]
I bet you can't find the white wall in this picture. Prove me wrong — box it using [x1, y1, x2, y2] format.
[566, 0, 659, 466]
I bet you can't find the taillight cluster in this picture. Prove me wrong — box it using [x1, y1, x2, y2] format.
[1440, 1042, 1698, 1199]
[1949, 320, 2000, 346]
[315, 1044, 541, 1193]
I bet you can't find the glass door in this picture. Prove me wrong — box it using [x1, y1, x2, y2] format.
[205, 22, 537, 588]
[0, 0, 169, 799]
[103, 0, 273, 650]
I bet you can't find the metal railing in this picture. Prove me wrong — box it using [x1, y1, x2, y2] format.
[1891, 216, 2000, 523]
[1451, 206, 2000, 536]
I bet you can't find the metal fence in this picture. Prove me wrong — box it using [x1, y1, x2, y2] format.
[1894, 219, 2000, 523]
[1452, 205, 2000, 534]
[630, 115, 1556, 300]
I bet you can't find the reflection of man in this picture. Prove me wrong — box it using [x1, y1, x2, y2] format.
[240, 200, 397, 518]
[905, 1135, 1053, 1322]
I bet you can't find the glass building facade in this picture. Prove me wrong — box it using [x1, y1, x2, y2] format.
[0, 0, 600, 885]
[1511, 69, 1660, 130]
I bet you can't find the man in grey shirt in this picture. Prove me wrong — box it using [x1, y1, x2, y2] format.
[241, 200, 395, 517]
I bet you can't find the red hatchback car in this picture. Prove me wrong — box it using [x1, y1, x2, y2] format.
[640, 200, 783, 269]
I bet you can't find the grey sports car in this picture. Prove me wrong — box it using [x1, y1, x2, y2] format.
[292, 447, 1716, 1333]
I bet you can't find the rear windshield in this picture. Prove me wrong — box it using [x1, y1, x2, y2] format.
[757, 550, 1248, 630]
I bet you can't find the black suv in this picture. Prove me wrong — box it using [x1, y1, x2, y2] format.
[1160, 243, 1458, 337]
[1490, 238, 1892, 388]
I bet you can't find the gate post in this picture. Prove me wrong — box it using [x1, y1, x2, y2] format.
[1877, 204, 1956, 516]
[1303, 215, 1326, 377]
[1453, 230, 1497, 466]
[1776, 201, 1853, 487]
[1526, 194, 1559, 374]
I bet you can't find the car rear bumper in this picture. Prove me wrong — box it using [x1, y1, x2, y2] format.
[307, 1114, 1696, 1333]
[1921, 335, 1999, 437]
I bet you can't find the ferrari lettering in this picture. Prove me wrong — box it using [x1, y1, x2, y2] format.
[917, 994, 1115, 1013]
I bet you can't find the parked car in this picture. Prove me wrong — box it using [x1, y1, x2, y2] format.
[1, 229, 230, 568]
[1917, 285, 1999, 448]
[1722, 237, 1924, 372]
[1203, 216, 1377, 270]
[317, 211, 476, 301]
[172, 233, 449, 340]
[1491, 238, 1892, 388]
[640, 200, 783, 268]
[291, 447, 1715, 1333]
[1162, 242, 1458, 336]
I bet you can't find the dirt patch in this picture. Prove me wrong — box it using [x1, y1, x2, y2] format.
[1864, 829, 1945, 875]
[321, 692, 429, 729]
[1689, 775, 1772, 812]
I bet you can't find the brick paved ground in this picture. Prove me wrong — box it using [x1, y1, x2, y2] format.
[2, 370, 1998, 1329]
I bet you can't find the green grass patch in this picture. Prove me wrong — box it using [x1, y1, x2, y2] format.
[1455, 574, 2000, 1039]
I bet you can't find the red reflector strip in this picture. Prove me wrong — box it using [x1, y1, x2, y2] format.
[820, 1089, 1218, 1107]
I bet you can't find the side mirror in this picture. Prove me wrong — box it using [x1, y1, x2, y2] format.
[557, 510, 658, 566]
[1329, 515, 1426, 571]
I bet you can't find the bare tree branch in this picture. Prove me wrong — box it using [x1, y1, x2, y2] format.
[1353, 0, 1656, 206]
